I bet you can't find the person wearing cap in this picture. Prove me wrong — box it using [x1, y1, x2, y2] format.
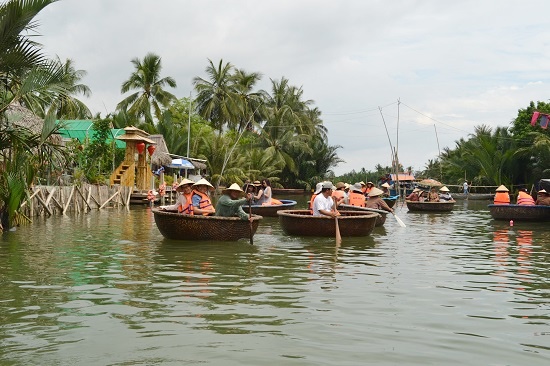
[332, 182, 347, 205]
[309, 182, 324, 211]
[494, 185, 510, 205]
[366, 187, 393, 212]
[406, 188, 421, 201]
[159, 178, 195, 214]
[312, 182, 340, 217]
[516, 188, 535, 205]
[380, 182, 391, 197]
[191, 178, 216, 216]
[360, 181, 367, 195]
[535, 189, 550, 206]
[252, 180, 265, 204]
[215, 183, 253, 220]
[348, 183, 366, 207]
[438, 186, 453, 201]
[428, 187, 440, 202]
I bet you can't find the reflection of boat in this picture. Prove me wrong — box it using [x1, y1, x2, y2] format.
[488, 204, 550, 221]
[243, 199, 297, 217]
[451, 193, 493, 200]
[338, 204, 387, 227]
[277, 210, 378, 237]
[153, 209, 263, 241]
[406, 201, 455, 212]
[271, 188, 307, 195]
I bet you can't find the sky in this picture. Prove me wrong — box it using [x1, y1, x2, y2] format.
[34, 0, 550, 176]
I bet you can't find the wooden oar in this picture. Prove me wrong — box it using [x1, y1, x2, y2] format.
[348, 205, 406, 228]
[333, 197, 342, 246]
[247, 198, 254, 245]
[392, 212, 406, 228]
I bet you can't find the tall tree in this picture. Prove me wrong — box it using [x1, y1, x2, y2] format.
[117, 52, 177, 124]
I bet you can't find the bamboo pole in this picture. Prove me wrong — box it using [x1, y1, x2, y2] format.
[75, 186, 92, 211]
[36, 191, 52, 216]
[63, 186, 75, 214]
[99, 191, 120, 209]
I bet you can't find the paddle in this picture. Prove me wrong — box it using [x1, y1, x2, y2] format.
[247, 195, 254, 245]
[392, 212, 406, 228]
[347, 205, 406, 228]
[333, 197, 342, 246]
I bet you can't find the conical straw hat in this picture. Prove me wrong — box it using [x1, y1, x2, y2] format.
[177, 178, 194, 188]
[193, 178, 214, 190]
[381, 182, 390, 188]
[222, 183, 244, 195]
[495, 185, 509, 192]
[439, 186, 450, 192]
[368, 187, 384, 197]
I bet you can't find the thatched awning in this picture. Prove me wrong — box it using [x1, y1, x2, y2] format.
[115, 125, 155, 144]
[5, 103, 44, 133]
[148, 134, 172, 166]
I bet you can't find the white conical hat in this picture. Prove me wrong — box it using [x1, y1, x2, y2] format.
[495, 185, 509, 192]
[439, 186, 450, 192]
[193, 178, 214, 189]
[222, 183, 244, 195]
[368, 187, 384, 197]
[177, 178, 194, 188]
[381, 182, 390, 188]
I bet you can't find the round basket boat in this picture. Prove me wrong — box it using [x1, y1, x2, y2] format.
[338, 204, 387, 227]
[242, 199, 297, 217]
[382, 196, 399, 208]
[488, 204, 550, 221]
[153, 209, 263, 241]
[406, 200, 455, 212]
[277, 210, 378, 237]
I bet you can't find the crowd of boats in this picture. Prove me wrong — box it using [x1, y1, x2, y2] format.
[151, 177, 550, 242]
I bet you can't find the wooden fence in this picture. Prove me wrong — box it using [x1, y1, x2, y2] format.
[21, 184, 135, 218]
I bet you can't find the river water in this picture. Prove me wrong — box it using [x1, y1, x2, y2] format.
[1, 198, 549, 365]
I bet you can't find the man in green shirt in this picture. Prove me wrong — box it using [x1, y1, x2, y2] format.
[215, 183, 252, 220]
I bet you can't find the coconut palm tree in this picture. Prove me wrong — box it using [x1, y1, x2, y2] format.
[232, 68, 263, 132]
[193, 59, 239, 133]
[117, 52, 177, 124]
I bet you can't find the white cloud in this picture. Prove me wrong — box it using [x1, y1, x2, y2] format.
[34, 0, 550, 176]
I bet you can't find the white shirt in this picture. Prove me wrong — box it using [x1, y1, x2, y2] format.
[312, 194, 334, 216]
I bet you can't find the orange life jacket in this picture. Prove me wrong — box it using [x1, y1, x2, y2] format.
[309, 194, 318, 211]
[332, 190, 345, 200]
[517, 191, 535, 205]
[192, 190, 215, 215]
[348, 192, 365, 207]
[494, 192, 510, 205]
[265, 198, 283, 206]
[178, 192, 194, 215]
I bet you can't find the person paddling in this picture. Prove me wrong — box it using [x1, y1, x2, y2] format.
[312, 182, 340, 217]
[366, 187, 393, 213]
[535, 189, 550, 206]
[215, 183, 253, 221]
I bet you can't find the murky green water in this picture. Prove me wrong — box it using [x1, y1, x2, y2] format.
[1, 198, 549, 365]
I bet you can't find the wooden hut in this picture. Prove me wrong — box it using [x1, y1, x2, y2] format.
[110, 126, 155, 190]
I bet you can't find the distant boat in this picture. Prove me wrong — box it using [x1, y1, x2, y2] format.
[153, 209, 263, 241]
[406, 200, 455, 212]
[488, 204, 550, 221]
[243, 199, 297, 217]
[382, 195, 399, 208]
[277, 210, 378, 237]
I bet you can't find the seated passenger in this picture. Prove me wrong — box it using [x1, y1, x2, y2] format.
[159, 178, 194, 214]
[191, 178, 216, 216]
[332, 182, 347, 206]
[494, 185, 510, 205]
[438, 186, 453, 201]
[406, 188, 421, 201]
[535, 189, 550, 206]
[380, 182, 391, 197]
[517, 188, 535, 205]
[366, 188, 393, 213]
[348, 183, 366, 207]
[428, 187, 440, 202]
[215, 183, 252, 220]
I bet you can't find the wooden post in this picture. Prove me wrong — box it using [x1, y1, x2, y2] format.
[63, 186, 75, 214]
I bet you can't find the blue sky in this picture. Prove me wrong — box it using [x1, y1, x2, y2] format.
[36, 0, 550, 175]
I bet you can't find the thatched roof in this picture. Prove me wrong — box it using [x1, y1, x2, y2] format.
[115, 125, 155, 144]
[148, 134, 172, 166]
[5, 103, 44, 134]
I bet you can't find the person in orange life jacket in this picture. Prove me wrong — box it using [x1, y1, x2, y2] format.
[309, 182, 324, 210]
[493, 185, 510, 205]
[191, 178, 216, 215]
[332, 181, 347, 206]
[215, 183, 253, 221]
[159, 178, 194, 214]
[516, 188, 535, 205]
[406, 188, 421, 201]
[313, 182, 340, 217]
[535, 189, 550, 206]
[381, 182, 391, 197]
[348, 183, 366, 207]
[360, 181, 367, 195]
[366, 187, 393, 212]
[365, 181, 375, 196]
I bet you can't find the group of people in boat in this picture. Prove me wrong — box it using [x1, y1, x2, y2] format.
[159, 177, 281, 221]
[493, 185, 550, 206]
[309, 181, 395, 218]
[405, 186, 454, 202]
